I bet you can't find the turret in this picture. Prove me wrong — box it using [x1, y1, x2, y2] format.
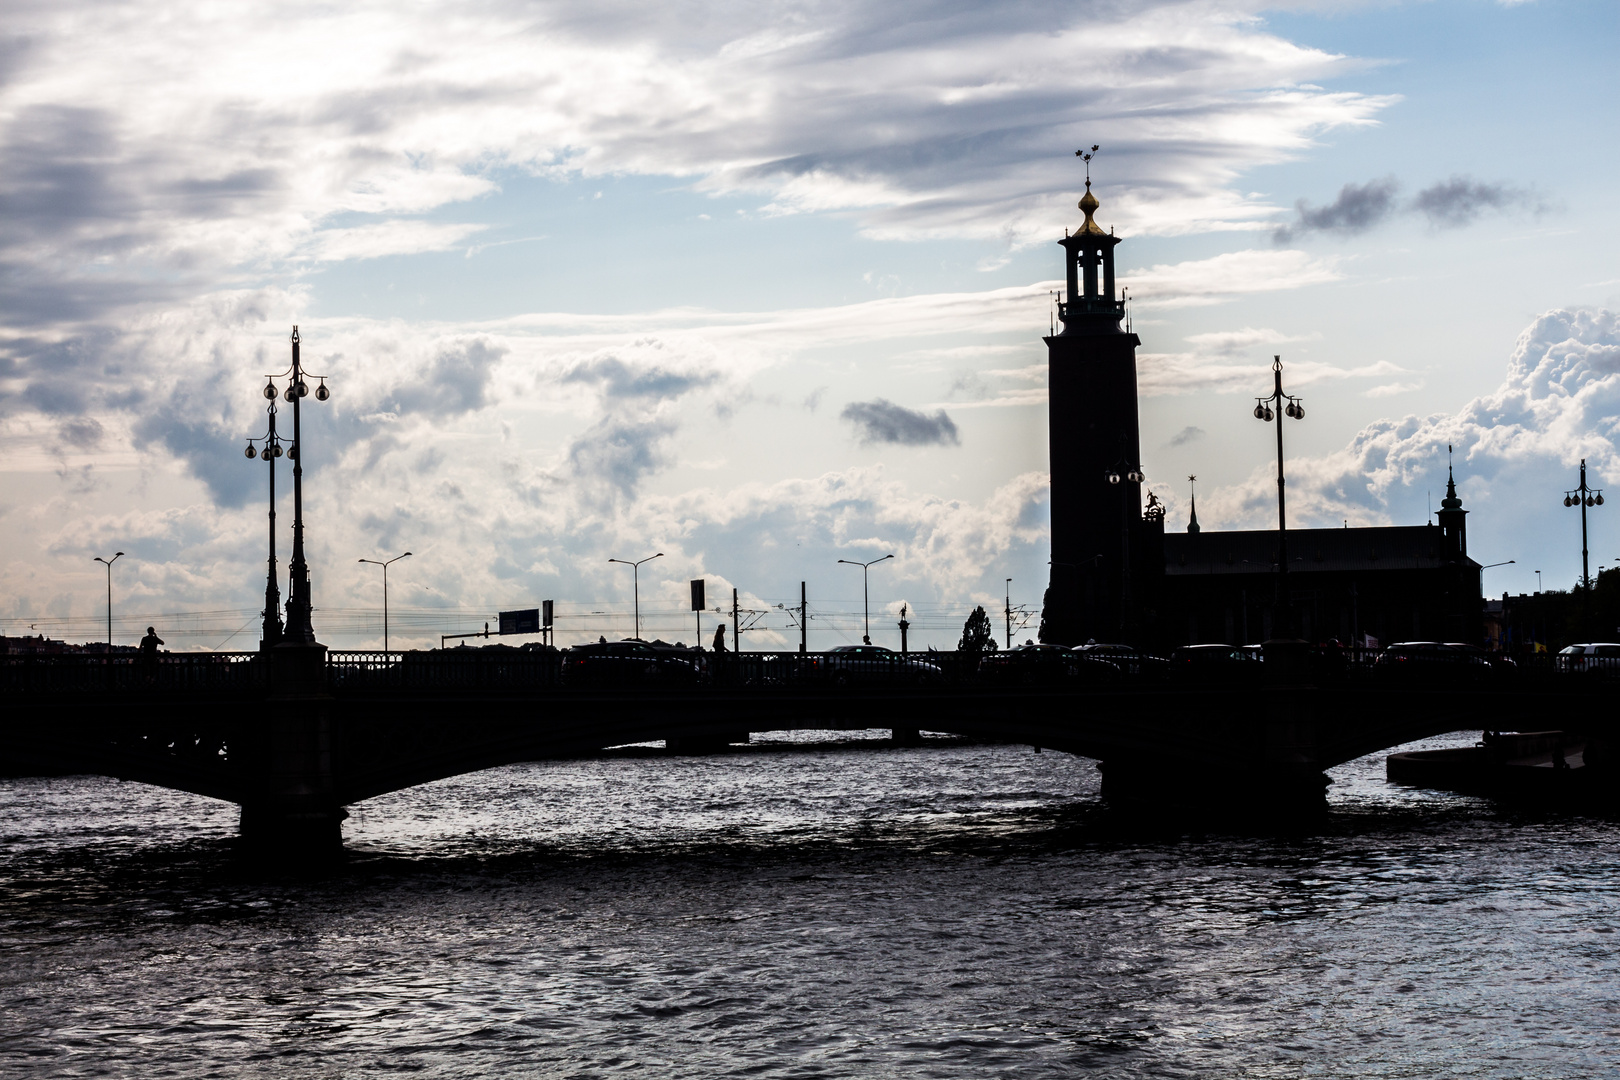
[1437, 450, 1467, 560]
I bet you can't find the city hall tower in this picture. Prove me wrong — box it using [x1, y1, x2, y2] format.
[1039, 161, 1146, 645]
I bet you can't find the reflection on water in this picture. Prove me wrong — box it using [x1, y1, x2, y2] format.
[2, 730, 1618, 1078]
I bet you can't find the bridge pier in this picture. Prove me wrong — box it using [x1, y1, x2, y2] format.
[238, 643, 345, 862]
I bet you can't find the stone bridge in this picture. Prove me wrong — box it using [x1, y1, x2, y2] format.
[3, 644, 1607, 860]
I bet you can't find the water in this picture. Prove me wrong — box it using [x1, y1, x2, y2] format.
[3, 731, 1618, 1078]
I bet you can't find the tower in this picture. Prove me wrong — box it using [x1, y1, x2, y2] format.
[1039, 154, 1145, 645]
[1437, 450, 1467, 560]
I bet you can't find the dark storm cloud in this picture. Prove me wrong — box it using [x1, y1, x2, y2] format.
[132, 414, 255, 509]
[1412, 176, 1520, 228]
[1272, 178, 1399, 244]
[840, 399, 960, 447]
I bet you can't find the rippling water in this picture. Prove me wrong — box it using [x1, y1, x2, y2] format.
[3, 731, 1618, 1078]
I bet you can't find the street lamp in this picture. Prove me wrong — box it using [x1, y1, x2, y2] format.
[1480, 560, 1516, 571]
[244, 397, 286, 650]
[1252, 355, 1305, 637]
[838, 553, 894, 643]
[1005, 577, 1013, 650]
[358, 552, 411, 654]
[261, 326, 333, 647]
[1562, 458, 1605, 593]
[92, 552, 124, 652]
[608, 552, 664, 640]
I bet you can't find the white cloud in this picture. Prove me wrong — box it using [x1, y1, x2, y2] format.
[1124, 249, 1342, 309]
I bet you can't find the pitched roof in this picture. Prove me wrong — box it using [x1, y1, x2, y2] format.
[1162, 525, 1478, 576]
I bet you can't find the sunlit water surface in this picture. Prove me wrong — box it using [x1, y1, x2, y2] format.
[2, 731, 1618, 1078]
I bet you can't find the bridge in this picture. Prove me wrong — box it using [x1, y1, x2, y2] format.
[4, 643, 1611, 861]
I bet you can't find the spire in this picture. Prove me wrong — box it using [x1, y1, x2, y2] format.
[1187, 474, 1201, 533]
[1441, 443, 1462, 510]
[1075, 144, 1106, 236]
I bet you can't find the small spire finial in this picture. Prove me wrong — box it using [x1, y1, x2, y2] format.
[1187, 474, 1201, 533]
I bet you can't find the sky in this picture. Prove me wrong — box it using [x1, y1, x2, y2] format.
[1, 0, 1617, 651]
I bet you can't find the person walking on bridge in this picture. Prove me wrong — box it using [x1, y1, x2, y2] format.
[711, 624, 727, 652]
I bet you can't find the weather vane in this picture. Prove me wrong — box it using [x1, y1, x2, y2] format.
[1075, 144, 1099, 183]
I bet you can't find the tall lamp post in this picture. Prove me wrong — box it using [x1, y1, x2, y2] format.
[1252, 355, 1305, 637]
[1005, 577, 1013, 650]
[1563, 458, 1605, 593]
[244, 397, 286, 650]
[93, 551, 124, 652]
[264, 326, 333, 647]
[609, 552, 663, 640]
[358, 552, 412, 654]
[838, 553, 894, 643]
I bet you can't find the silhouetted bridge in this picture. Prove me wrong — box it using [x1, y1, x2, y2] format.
[4, 647, 1611, 858]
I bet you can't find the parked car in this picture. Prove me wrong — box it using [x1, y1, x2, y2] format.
[822, 644, 943, 685]
[1445, 642, 1517, 673]
[1169, 644, 1263, 685]
[1372, 642, 1493, 684]
[561, 639, 702, 686]
[979, 643, 1120, 685]
[1073, 643, 1170, 681]
[1555, 642, 1620, 678]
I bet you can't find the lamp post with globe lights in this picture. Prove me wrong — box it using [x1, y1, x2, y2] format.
[261, 326, 332, 647]
[244, 397, 287, 650]
[1252, 355, 1305, 638]
[1563, 458, 1604, 594]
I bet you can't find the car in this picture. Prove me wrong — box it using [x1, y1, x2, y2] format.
[979, 643, 1120, 685]
[1169, 644, 1264, 685]
[1444, 642, 1517, 673]
[821, 644, 943, 685]
[1072, 642, 1170, 681]
[561, 639, 702, 686]
[1555, 642, 1620, 678]
[1372, 642, 1493, 685]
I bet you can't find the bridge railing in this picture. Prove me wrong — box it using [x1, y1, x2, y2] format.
[1, 652, 265, 698]
[327, 649, 563, 692]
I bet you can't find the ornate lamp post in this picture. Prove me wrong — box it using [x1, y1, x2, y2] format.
[93, 551, 124, 652]
[260, 326, 332, 647]
[358, 552, 411, 654]
[244, 397, 286, 650]
[608, 552, 663, 640]
[1252, 355, 1305, 637]
[837, 553, 893, 643]
[1563, 458, 1604, 593]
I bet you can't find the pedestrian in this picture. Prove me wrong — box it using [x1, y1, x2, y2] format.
[712, 624, 727, 652]
[139, 626, 163, 683]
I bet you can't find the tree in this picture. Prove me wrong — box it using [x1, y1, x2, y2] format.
[959, 606, 998, 655]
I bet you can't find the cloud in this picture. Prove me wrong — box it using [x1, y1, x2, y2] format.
[1272, 174, 1536, 242]
[1411, 176, 1521, 228]
[1124, 250, 1342, 309]
[1273, 177, 1400, 243]
[840, 399, 961, 447]
[1169, 425, 1205, 446]
[1196, 308, 1620, 533]
[0, 1, 1397, 328]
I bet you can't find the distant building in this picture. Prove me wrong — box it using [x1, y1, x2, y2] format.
[1039, 175, 1483, 647]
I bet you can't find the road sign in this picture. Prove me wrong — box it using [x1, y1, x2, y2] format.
[542, 600, 553, 627]
[498, 608, 540, 635]
[690, 579, 705, 611]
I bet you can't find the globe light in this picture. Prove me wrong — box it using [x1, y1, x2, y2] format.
[1253, 404, 1265, 419]
[296, 381, 309, 398]
[1587, 496, 1596, 507]
[288, 445, 298, 461]
[1127, 469, 1144, 483]
[315, 382, 330, 401]
[284, 385, 296, 402]
[263, 382, 277, 400]
[1106, 471, 1121, 485]
[259, 446, 271, 460]
[245, 442, 256, 458]
[1263, 406, 1274, 422]
[273, 443, 283, 457]
[1295, 404, 1305, 419]
[1565, 496, 1573, 507]
[1597, 494, 1606, 506]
